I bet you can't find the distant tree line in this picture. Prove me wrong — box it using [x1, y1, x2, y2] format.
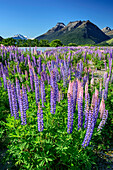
[0, 38, 77, 47]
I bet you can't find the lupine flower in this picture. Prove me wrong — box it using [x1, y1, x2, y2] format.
[37, 102, 44, 132]
[19, 89, 27, 125]
[84, 99, 89, 129]
[50, 86, 56, 114]
[3, 72, 7, 90]
[67, 93, 74, 133]
[11, 84, 19, 119]
[67, 81, 74, 133]
[104, 77, 109, 100]
[15, 77, 20, 103]
[34, 73, 40, 105]
[77, 86, 83, 130]
[22, 85, 27, 124]
[29, 68, 34, 92]
[7, 80, 13, 116]
[82, 109, 95, 148]
[97, 110, 108, 131]
[40, 80, 46, 107]
[22, 84, 29, 110]
[99, 97, 105, 119]
[50, 69, 57, 114]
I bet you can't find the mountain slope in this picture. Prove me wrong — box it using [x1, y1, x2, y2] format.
[0, 36, 3, 41]
[35, 20, 110, 45]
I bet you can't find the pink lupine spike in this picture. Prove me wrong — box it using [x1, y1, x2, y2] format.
[67, 80, 73, 96]
[95, 87, 99, 98]
[25, 70, 28, 80]
[99, 97, 105, 119]
[85, 81, 88, 94]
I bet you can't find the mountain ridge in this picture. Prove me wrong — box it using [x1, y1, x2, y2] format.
[35, 20, 110, 45]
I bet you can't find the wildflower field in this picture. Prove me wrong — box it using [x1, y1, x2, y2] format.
[0, 45, 113, 169]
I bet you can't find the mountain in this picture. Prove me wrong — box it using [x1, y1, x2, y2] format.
[106, 30, 113, 38]
[0, 36, 3, 41]
[98, 38, 113, 46]
[35, 20, 110, 45]
[12, 34, 28, 40]
[102, 27, 111, 33]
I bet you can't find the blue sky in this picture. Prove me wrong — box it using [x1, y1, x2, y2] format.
[0, 0, 113, 38]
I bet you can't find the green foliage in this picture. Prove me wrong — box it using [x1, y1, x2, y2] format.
[50, 39, 63, 47]
[39, 39, 50, 47]
[68, 43, 77, 46]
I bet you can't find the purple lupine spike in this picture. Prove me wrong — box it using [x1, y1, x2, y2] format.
[97, 110, 108, 131]
[24, 86, 29, 110]
[104, 77, 109, 100]
[77, 84, 83, 130]
[15, 77, 20, 102]
[62, 68, 67, 87]
[20, 89, 25, 125]
[3, 73, 7, 91]
[42, 63, 46, 72]
[7, 80, 13, 116]
[82, 109, 95, 148]
[50, 69, 57, 113]
[56, 84, 59, 102]
[37, 102, 44, 132]
[40, 80, 46, 107]
[84, 100, 89, 129]
[67, 93, 74, 134]
[34, 73, 40, 105]
[11, 84, 19, 119]
[22, 85, 27, 125]
[29, 68, 34, 92]
[50, 86, 56, 114]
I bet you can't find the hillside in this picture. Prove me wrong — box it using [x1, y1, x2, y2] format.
[35, 20, 110, 45]
[0, 36, 3, 41]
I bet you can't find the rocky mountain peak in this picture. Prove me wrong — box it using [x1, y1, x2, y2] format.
[12, 34, 28, 40]
[46, 22, 65, 34]
[102, 27, 111, 33]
